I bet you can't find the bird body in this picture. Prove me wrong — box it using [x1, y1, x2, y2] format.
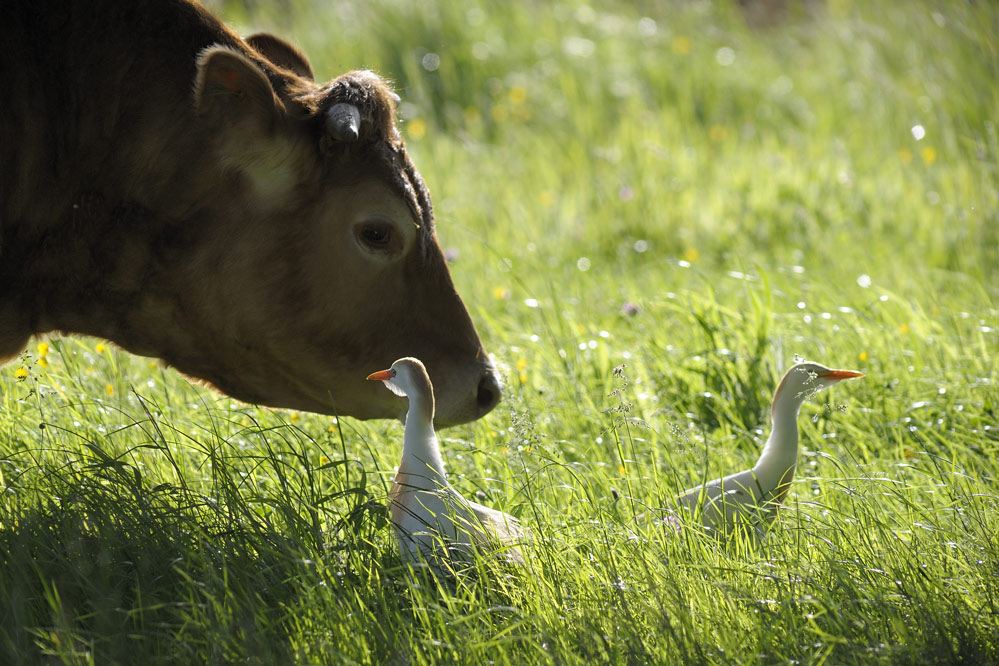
[367, 358, 524, 571]
[675, 361, 863, 534]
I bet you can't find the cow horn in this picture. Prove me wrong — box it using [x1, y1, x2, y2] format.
[326, 103, 361, 143]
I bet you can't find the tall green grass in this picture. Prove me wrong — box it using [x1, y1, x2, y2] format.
[2, 0, 998, 663]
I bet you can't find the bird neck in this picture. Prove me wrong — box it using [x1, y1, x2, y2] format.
[754, 384, 806, 488]
[398, 395, 446, 490]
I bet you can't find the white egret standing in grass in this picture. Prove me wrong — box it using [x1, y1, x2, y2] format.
[675, 361, 864, 534]
[366, 357, 524, 572]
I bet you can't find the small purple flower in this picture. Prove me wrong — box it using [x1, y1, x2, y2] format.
[444, 247, 460, 263]
[621, 302, 640, 317]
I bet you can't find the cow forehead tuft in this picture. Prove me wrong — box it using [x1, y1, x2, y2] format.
[315, 70, 401, 144]
[299, 71, 435, 242]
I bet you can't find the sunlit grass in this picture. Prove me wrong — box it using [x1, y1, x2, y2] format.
[2, 0, 998, 663]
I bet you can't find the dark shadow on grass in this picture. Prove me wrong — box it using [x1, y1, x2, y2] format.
[0, 467, 297, 664]
[0, 431, 393, 666]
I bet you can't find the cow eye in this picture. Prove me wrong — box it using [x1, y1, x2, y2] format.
[354, 219, 398, 254]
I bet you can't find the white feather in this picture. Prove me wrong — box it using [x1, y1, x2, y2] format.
[375, 358, 526, 572]
[674, 361, 863, 535]
[382, 379, 407, 398]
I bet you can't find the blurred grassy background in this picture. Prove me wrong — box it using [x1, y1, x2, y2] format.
[2, 0, 998, 663]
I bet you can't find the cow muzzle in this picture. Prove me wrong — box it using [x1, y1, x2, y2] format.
[431, 356, 503, 427]
[475, 365, 502, 417]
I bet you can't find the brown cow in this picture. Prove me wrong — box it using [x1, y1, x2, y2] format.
[0, 0, 501, 426]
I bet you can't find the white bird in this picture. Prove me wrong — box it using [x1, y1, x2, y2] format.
[675, 361, 864, 535]
[366, 357, 524, 572]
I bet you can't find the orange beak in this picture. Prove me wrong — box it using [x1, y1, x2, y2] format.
[819, 369, 865, 380]
[366, 369, 393, 381]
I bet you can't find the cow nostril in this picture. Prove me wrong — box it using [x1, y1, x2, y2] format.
[476, 373, 501, 415]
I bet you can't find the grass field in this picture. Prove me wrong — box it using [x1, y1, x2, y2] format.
[2, 0, 998, 663]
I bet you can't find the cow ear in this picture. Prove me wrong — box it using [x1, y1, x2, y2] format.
[194, 46, 279, 123]
[195, 47, 303, 197]
[246, 33, 314, 81]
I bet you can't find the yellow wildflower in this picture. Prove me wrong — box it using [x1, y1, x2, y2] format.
[37, 342, 49, 357]
[516, 358, 529, 384]
[95, 343, 106, 353]
[319, 455, 329, 465]
[709, 125, 728, 142]
[899, 323, 910, 335]
[463, 106, 481, 125]
[859, 351, 868, 362]
[38, 357, 49, 369]
[508, 86, 527, 105]
[407, 118, 427, 140]
[684, 248, 700, 262]
[290, 412, 300, 423]
[14, 367, 28, 381]
[671, 35, 692, 54]
[618, 464, 627, 476]
[493, 286, 511, 300]
[921, 147, 937, 165]
[105, 383, 114, 397]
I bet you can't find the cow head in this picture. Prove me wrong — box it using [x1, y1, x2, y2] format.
[184, 36, 501, 426]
